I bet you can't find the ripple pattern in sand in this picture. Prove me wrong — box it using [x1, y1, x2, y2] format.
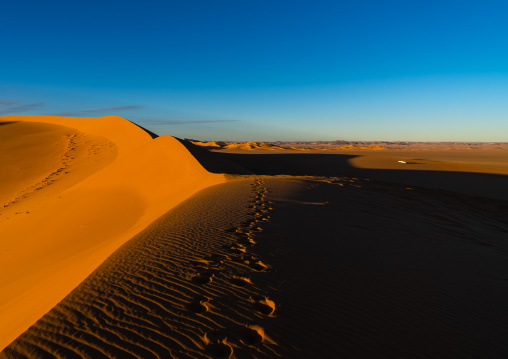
[1, 178, 279, 359]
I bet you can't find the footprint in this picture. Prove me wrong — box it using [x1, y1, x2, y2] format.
[234, 231, 249, 238]
[252, 296, 276, 316]
[248, 260, 269, 272]
[243, 253, 258, 261]
[239, 325, 265, 346]
[205, 343, 233, 358]
[230, 277, 252, 287]
[237, 237, 256, 246]
[225, 245, 246, 255]
[186, 297, 209, 314]
[230, 248, 246, 255]
[192, 273, 213, 285]
[204, 331, 233, 358]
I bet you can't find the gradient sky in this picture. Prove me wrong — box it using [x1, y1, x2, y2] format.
[1, 0, 508, 141]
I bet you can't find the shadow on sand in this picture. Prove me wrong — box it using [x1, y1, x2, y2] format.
[176, 139, 252, 175]
[0, 121, 18, 126]
[217, 152, 508, 200]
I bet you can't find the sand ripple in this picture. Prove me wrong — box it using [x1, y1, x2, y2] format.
[2, 179, 279, 359]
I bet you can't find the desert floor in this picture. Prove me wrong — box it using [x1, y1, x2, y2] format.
[1, 117, 508, 358]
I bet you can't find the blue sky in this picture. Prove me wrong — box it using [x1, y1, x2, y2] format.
[1, 0, 508, 141]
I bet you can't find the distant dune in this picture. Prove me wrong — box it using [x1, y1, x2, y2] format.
[191, 140, 290, 151]
[0, 116, 225, 350]
[265, 140, 508, 151]
[193, 139, 508, 152]
[194, 140, 508, 178]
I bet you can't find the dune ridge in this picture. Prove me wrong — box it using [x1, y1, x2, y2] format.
[0, 121, 116, 210]
[1, 178, 280, 358]
[0, 116, 225, 350]
[5, 115, 155, 158]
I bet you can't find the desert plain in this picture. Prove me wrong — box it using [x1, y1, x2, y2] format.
[1, 115, 508, 358]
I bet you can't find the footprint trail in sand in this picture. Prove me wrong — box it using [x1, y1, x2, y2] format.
[1, 178, 279, 359]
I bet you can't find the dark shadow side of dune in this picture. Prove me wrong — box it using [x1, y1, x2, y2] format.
[0, 121, 18, 126]
[130, 121, 159, 139]
[175, 139, 252, 175]
[216, 152, 508, 200]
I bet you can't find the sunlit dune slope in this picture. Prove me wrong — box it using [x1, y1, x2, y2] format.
[0, 115, 225, 350]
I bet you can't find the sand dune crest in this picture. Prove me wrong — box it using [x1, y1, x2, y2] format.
[0, 115, 225, 350]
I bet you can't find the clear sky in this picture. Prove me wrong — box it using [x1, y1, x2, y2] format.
[1, 0, 508, 141]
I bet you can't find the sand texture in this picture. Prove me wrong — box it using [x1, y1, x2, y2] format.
[2, 179, 281, 358]
[2, 118, 508, 358]
[0, 116, 224, 350]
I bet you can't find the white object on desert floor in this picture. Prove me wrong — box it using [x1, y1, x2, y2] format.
[398, 160, 407, 164]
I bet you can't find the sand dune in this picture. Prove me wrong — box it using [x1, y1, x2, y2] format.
[2, 179, 280, 358]
[192, 141, 289, 151]
[2, 121, 508, 358]
[193, 140, 508, 152]
[195, 139, 508, 179]
[0, 116, 225, 350]
[4, 174, 508, 358]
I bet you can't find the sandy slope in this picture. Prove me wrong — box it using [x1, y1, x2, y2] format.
[347, 149, 508, 175]
[2, 178, 278, 358]
[4, 174, 508, 358]
[2, 130, 508, 358]
[257, 177, 508, 358]
[0, 116, 225, 350]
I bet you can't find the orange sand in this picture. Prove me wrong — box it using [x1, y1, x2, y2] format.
[0, 116, 224, 350]
[191, 141, 289, 151]
[2, 121, 508, 358]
